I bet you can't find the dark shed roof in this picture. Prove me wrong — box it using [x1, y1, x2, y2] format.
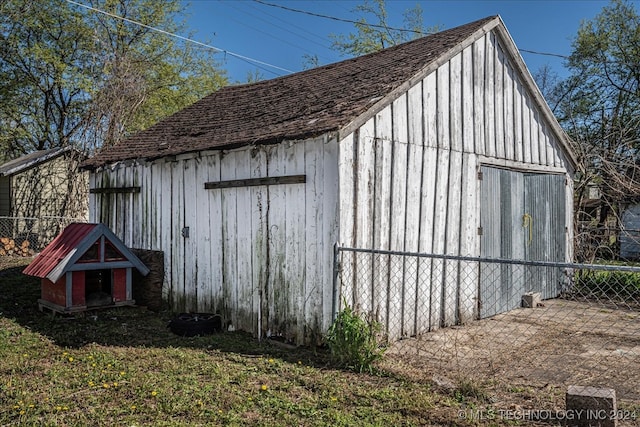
[23, 223, 149, 282]
[81, 16, 498, 169]
[0, 146, 75, 177]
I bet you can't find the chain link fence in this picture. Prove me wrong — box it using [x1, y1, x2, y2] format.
[335, 246, 640, 416]
[0, 216, 86, 256]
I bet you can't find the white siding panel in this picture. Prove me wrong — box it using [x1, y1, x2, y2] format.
[183, 157, 199, 311]
[235, 152, 254, 332]
[449, 53, 463, 152]
[249, 148, 267, 338]
[285, 141, 306, 342]
[354, 118, 376, 313]
[205, 153, 223, 313]
[322, 138, 340, 330]
[372, 108, 392, 331]
[388, 99, 409, 339]
[437, 63, 450, 150]
[462, 45, 474, 154]
[504, 64, 515, 161]
[220, 151, 239, 325]
[472, 39, 485, 156]
[484, 33, 496, 158]
[443, 150, 462, 327]
[495, 42, 506, 159]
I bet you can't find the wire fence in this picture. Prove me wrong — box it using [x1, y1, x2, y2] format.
[335, 246, 640, 412]
[0, 216, 86, 256]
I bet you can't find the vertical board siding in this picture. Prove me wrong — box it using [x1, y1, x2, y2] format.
[92, 138, 339, 343]
[339, 30, 571, 340]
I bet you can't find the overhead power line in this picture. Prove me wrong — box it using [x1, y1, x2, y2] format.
[64, 0, 294, 75]
[254, 0, 570, 61]
[253, 0, 427, 35]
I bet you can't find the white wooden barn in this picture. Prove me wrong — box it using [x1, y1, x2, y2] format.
[82, 16, 577, 343]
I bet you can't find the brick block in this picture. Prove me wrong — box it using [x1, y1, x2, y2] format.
[521, 292, 541, 308]
[566, 385, 617, 427]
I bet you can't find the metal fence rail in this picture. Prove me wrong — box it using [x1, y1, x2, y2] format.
[335, 246, 640, 404]
[0, 216, 85, 255]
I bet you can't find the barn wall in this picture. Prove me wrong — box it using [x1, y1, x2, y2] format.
[90, 136, 339, 343]
[338, 31, 573, 338]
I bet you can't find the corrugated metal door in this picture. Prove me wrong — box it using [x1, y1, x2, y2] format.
[523, 173, 566, 299]
[479, 167, 566, 318]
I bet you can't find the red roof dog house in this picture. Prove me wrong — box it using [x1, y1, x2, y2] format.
[23, 223, 149, 314]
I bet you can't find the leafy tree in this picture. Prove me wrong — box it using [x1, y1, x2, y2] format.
[329, 0, 438, 56]
[0, 0, 227, 157]
[554, 0, 640, 260]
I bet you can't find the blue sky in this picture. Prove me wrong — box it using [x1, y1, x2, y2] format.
[181, 0, 612, 83]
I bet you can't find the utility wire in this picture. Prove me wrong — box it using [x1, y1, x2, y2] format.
[254, 0, 571, 61]
[253, 0, 427, 35]
[64, 0, 294, 75]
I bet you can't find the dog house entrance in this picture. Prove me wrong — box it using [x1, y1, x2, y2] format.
[85, 269, 113, 307]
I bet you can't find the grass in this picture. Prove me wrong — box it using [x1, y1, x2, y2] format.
[0, 257, 531, 426]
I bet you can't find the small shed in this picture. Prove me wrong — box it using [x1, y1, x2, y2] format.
[0, 146, 88, 220]
[80, 16, 577, 343]
[23, 223, 149, 314]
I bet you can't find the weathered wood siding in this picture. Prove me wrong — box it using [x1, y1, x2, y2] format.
[338, 32, 573, 338]
[90, 136, 339, 343]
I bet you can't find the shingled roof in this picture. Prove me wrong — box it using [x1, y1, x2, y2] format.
[82, 16, 499, 169]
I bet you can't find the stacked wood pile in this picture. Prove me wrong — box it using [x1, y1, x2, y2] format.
[0, 237, 33, 257]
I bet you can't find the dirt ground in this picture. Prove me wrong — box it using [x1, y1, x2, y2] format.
[382, 298, 640, 423]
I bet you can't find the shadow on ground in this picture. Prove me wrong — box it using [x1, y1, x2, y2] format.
[0, 258, 331, 367]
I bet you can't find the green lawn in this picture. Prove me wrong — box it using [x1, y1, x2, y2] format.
[0, 258, 518, 426]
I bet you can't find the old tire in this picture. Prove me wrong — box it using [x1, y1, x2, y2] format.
[168, 313, 222, 337]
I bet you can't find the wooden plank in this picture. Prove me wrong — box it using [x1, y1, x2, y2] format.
[424, 72, 437, 149]
[405, 83, 423, 337]
[431, 149, 449, 330]
[388, 97, 408, 340]
[462, 45, 474, 154]
[443, 150, 462, 327]
[372, 108, 392, 332]
[159, 160, 173, 304]
[354, 117, 375, 314]
[522, 92, 532, 164]
[250, 147, 268, 338]
[514, 73, 525, 162]
[188, 157, 205, 312]
[485, 33, 496, 158]
[235, 149, 254, 333]
[473, 38, 485, 156]
[170, 159, 185, 311]
[204, 175, 306, 189]
[304, 138, 322, 337]
[266, 144, 287, 336]
[321, 137, 340, 331]
[220, 150, 239, 328]
[458, 153, 478, 322]
[529, 103, 540, 165]
[449, 53, 462, 153]
[337, 134, 355, 312]
[437, 62, 450, 150]
[195, 155, 212, 312]
[285, 141, 306, 343]
[504, 63, 515, 161]
[403, 142, 422, 337]
[495, 43, 506, 160]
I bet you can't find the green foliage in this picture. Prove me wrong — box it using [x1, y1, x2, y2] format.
[574, 268, 640, 300]
[0, 0, 227, 157]
[326, 302, 386, 373]
[329, 0, 439, 56]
